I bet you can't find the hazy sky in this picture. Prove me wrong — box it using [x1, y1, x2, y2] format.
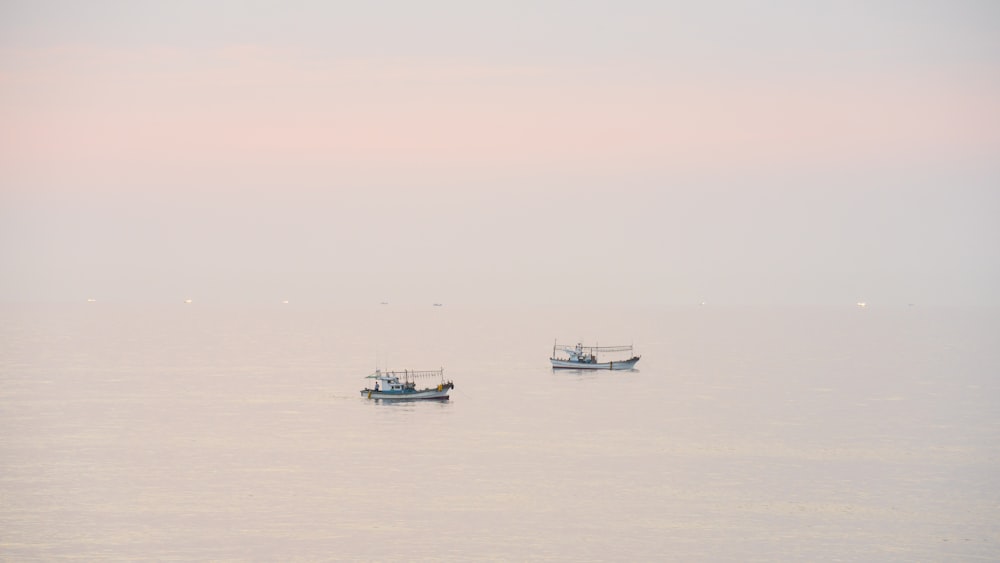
[2, 1, 998, 306]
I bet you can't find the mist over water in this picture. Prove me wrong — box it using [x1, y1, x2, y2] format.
[1, 303, 997, 560]
[3, 4, 998, 559]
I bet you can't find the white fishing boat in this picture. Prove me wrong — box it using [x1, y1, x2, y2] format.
[361, 368, 454, 400]
[550, 342, 640, 370]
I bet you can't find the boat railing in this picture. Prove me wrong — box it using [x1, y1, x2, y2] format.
[585, 345, 633, 353]
[376, 368, 446, 382]
[553, 342, 634, 355]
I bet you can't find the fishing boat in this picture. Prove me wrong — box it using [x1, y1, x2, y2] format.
[361, 368, 454, 400]
[550, 342, 640, 370]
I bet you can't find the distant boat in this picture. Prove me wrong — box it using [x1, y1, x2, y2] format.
[856, 301, 868, 308]
[433, 303, 443, 307]
[86, 298, 96, 303]
[550, 341, 640, 370]
[183, 299, 193, 304]
[361, 368, 454, 400]
[380, 301, 389, 305]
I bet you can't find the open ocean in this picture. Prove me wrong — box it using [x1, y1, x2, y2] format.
[1, 303, 997, 561]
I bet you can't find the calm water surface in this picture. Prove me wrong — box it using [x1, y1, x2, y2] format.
[1, 304, 997, 561]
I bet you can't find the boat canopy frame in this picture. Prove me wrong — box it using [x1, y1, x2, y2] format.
[552, 341, 634, 356]
[365, 368, 447, 383]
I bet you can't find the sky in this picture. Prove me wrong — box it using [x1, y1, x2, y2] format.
[1, 1, 998, 307]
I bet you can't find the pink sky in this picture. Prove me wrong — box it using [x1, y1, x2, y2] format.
[1, 3, 998, 305]
[4, 45, 997, 182]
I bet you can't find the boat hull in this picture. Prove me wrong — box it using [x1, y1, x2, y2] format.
[361, 387, 451, 400]
[550, 357, 640, 370]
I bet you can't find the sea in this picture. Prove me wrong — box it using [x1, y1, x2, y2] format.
[1, 303, 997, 561]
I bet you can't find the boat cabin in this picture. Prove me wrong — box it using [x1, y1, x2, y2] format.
[373, 374, 416, 393]
[367, 370, 429, 393]
[566, 344, 597, 363]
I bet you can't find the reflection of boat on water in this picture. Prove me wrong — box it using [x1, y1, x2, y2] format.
[361, 368, 454, 400]
[550, 341, 640, 370]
